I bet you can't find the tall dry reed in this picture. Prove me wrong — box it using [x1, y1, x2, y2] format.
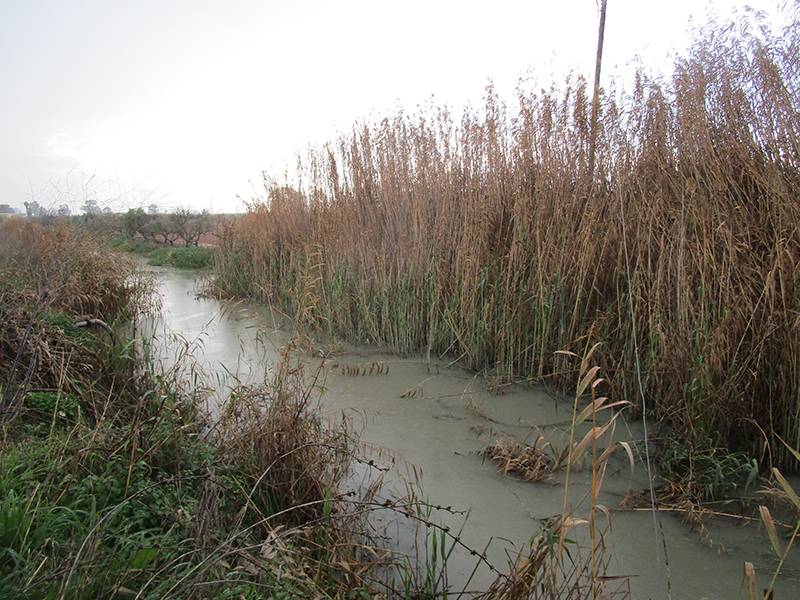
[215, 13, 800, 467]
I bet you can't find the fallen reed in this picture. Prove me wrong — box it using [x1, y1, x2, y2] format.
[214, 12, 800, 469]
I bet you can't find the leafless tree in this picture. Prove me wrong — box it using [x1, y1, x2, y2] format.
[171, 208, 211, 246]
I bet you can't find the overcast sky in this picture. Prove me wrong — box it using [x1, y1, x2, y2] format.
[0, 0, 788, 213]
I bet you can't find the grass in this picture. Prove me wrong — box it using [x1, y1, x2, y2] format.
[659, 439, 760, 502]
[0, 364, 399, 599]
[110, 236, 214, 269]
[109, 236, 160, 255]
[145, 246, 214, 269]
[212, 11, 800, 473]
[23, 391, 80, 419]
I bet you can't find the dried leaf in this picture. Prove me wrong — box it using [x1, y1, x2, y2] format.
[562, 516, 589, 530]
[618, 441, 635, 472]
[580, 342, 603, 373]
[776, 434, 800, 463]
[570, 421, 614, 465]
[758, 505, 783, 557]
[576, 366, 601, 398]
[772, 468, 800, 511]
[743, 561, 758, 600]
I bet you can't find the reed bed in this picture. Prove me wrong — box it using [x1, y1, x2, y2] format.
[215, 13, 800, 469]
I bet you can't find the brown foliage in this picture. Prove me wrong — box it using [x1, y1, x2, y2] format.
[0, 220, 154, 420]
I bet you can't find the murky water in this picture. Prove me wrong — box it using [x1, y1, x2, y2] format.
[151, 267, 799, 599]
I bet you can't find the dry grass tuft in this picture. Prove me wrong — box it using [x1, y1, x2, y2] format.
[0, 219, 152, 318]
[483, 436, 557, 482]
[0, 220, 155, 422]
[484, 516, 630, 599]
[216, 351, 356, 530]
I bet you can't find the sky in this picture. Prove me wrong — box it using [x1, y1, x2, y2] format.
[0, 0, 789, 214]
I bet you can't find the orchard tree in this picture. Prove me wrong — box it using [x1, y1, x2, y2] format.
[171, 207, 213, 246]
[159, 214, 182, 246]
[186, 210, 211, 246]
[123, 208, 149, 238]
[82, 199, 101, 216]
[24, 201, 43, 217]
[146, 214, 181, 245]
[171, 207, 192, 245]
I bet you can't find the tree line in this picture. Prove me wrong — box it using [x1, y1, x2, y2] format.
[121, 207, 213, 246]
[7, 201, 220, 247]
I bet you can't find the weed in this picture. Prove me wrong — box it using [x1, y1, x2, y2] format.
[24, 390, 80, 420]
[660, 439, 760, 502]
[145, 246, 214, 269]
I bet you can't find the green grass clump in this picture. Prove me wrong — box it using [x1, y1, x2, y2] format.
[109, 236, 160, 255]
[39, 312, 95, 344]
[145, 246, 214, 269]
[0, 364, 410, 599]
[0, 404, 252, 598]
[660, 439, 761, 501]
[110, 236, 214, 269]
[24, 391, 80, 420]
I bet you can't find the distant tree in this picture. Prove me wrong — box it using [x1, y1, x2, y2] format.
[123, 208, 149, 238]
[139, 217, 159, 242]
[81, 199, 101, 216]
[56, 204, 71, 217]
[147, 204, 160, 215]
[37, 205, 58, 224]
[83, 211, 122, 234]
[24, 201, 43, 217]
[0, 204, 16, 215]
[133, 214, 173, 245]
[169, 208, 213, 246]
[187, 210, 212, 246]
[171, 208, 192, 246]
[159, 214, 182, 246]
